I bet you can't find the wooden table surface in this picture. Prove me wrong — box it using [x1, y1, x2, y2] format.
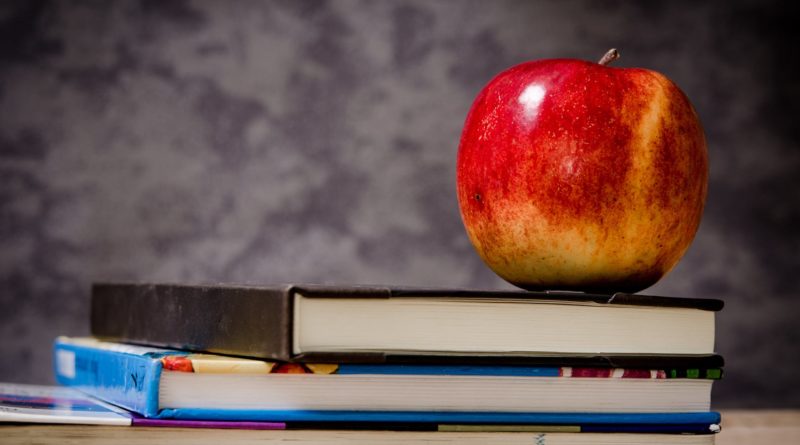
[1, 410, 797, 444]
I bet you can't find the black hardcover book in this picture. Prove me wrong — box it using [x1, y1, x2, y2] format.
[91, 283, 723, 367]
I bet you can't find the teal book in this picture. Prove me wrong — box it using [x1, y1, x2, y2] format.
[54, 337, 720, 429]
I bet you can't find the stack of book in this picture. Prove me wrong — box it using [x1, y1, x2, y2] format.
[50, 282, 723, 443]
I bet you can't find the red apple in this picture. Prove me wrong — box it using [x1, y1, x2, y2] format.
[456, 49, 708, 293]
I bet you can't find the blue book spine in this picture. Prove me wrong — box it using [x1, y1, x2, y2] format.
[158, 409, 721, 425]
[53, 338, 164, 417]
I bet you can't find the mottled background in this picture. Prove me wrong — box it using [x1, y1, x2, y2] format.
[1, 0, 798, 408]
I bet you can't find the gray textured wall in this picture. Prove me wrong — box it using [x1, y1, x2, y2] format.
[1, 0, 798, 408]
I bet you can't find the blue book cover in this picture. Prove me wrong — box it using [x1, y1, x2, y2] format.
[54, 337, 180, 417]
[161, 409, 720, 426]
[53, 337, 720, 428]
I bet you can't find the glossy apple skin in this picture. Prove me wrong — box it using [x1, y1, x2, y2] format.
[457, 59, 708, 293]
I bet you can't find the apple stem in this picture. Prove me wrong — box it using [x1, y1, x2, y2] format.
[598, 48, 620, 66]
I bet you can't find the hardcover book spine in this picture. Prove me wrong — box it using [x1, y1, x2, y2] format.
[90, 283, 294, 361]
[53, 338, 162, 417]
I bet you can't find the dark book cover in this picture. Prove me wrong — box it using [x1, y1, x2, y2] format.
[90, 282, 723, 367]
